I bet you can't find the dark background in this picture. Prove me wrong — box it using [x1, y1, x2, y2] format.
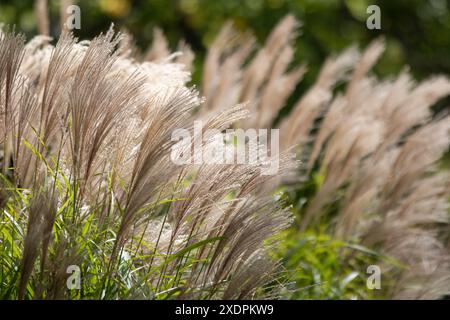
[1, 0, 449, 87]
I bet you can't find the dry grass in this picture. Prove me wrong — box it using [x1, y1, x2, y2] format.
[0, 25, 295, 299]
[1, 5, 450, 300]
[170, 15, 450, 299]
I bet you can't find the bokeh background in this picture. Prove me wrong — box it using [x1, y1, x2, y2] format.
[1, 0, 450, 89]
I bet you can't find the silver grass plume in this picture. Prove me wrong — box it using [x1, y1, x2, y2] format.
[0, 25, 294, 299]
[145, 16, 450, 299]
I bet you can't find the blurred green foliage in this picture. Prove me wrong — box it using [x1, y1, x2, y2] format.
[271, 228, 388, 299]
[1, 0, 449, 88]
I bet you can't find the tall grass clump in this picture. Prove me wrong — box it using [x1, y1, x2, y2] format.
[161, 15, 449, 299]
[0, 25, 295, 299]
[2, 8, 450, 300]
